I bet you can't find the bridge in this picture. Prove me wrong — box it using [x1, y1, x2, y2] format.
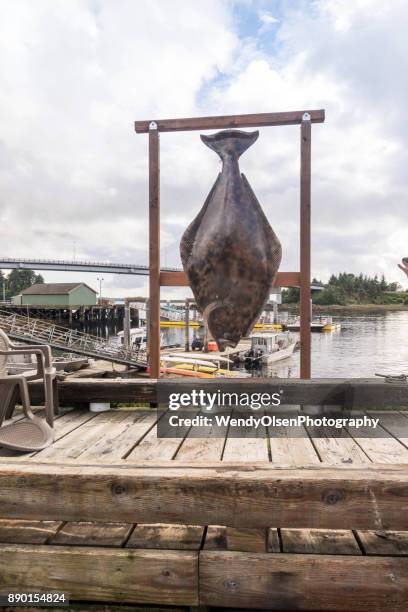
[0, 310, 147, 369]
[0, 257, 180, 276]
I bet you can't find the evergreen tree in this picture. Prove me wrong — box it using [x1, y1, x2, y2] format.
[5, 270, 44, 299]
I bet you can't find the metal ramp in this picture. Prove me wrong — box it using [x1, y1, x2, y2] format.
[0, 310, 147, 369]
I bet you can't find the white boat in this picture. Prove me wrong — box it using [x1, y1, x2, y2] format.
[243, 331, 296, 367]
[116, 327, 166, 351]
[117, 326, 148, 349]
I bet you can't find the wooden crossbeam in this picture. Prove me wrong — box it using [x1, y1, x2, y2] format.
[0, 462, 406, 530]
[135, 109, 325, 133]
[159, 270, 301, 287]
[27, 377, 408, 406]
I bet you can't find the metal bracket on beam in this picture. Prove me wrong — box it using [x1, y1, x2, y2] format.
[149, 121, 158, 130]
[302, 112, 311, 121]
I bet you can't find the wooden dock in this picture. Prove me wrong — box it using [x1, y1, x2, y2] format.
[0, 384, 407, 609]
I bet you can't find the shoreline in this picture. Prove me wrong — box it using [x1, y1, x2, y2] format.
[282, 303, 408, 313]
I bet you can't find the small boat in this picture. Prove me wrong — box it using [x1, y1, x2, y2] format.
[160, 353, 248, 378]
[243, 331, 296, 367]
[117, 326, 148, 349]
[253, 322, 283, 331]
[285, 316, 341, 333]
[117, 327, 166, 350]
[52, 355, 89, 372]
[7, 352, 88, 374]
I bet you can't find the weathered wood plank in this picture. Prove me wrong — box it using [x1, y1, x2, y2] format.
[223, 412, 269, 549]
[134, 109, 325, 133]
[226, 528, 267, 553]
[203, 525, 227, 550]
[126, 422, 185, 462]
[174, 410, 228, 462]
[270, 423, 320, 465]
[222, 411, 269, 462]
[347, 423, 408, 464]
[357, 530, 408, 556]
[0, 544, 198, 606]
[29, 378, 156, 405]
[156, 379, 408, 408]
[27, 378, 408, 407]
[0, 519, 62, 544]
[127, 524, 204, 550]
[71, 412, 157, 463]
[199, 550, 408, 610]
[281, 528, 361, 555]
[307, 426, 369, 465]
[0, 463, 407, 530]
[36, 412, 134, 461]
[51, 522, 133, 547]
[366, 411, 408, 448]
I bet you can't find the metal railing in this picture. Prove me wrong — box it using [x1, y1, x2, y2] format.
[0, 309, 147, 369]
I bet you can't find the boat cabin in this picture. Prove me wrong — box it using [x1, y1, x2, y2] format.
[250, 331, 290, 354]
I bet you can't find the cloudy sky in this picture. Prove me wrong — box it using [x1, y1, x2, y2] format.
[0, 0, 407, 298]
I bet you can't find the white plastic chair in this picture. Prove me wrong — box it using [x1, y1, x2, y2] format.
[0, 329, 56, 451]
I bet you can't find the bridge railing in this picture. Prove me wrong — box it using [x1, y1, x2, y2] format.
[0, 257, 181, 272]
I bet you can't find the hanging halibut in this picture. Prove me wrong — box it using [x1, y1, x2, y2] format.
[180, 129, 282, 350]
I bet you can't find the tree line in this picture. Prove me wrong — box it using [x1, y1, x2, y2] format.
[282, 272, 407, 305]
[0, 269, 44, 301]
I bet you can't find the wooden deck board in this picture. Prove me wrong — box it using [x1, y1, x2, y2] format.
[347, 422, 408, 464]
[270, 424, 320, 464]
[2, 408, 408, 466]
[0, 519, 62, 544]
[306, 425, 371, 465]
[281, 528, 361, 555]
[366, 411, 408, 449]
[127, 524, 204, 550]
[222, 411, 270, 462]
[174, 410, 229, 462]
[357, 530, 408, 556]
[50, 521, 133, 547]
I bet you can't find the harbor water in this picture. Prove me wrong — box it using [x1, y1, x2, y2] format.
[161, 311, 408, 378]
[98, 310, 408, 378]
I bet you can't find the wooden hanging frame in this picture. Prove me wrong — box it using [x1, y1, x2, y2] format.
[135, 109, 325, 378]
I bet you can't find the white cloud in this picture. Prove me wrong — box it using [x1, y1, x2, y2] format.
[0, 0, 407, 299]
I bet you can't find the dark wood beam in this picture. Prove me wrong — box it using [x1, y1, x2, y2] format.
[300, 115, 312, 378]
[160, 270, 301, 287]
[28, 378, 408, 407]
[135, 110, 325, 133]
[148, 126, 161, 378]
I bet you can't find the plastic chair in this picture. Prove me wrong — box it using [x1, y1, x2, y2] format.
[0, 329, 56, 451]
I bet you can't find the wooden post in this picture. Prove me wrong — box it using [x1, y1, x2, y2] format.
[149, 123, 161, 378]
[300, 113, 312, 378]
[123, 301, 131, 350]
[184, 298, 190, 352]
